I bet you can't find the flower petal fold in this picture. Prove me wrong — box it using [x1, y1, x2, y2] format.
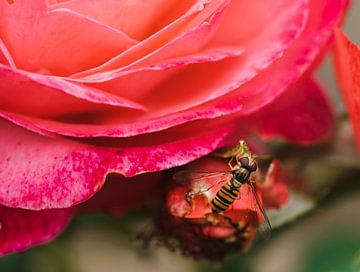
[0, 39, 15, 68]
[72, 1, 229, 80]
[246, 77, 334, 143]
[0, 65, 146, 118]
[51, 0, 199, 41]
[0, 0, 136, 76]
[0, 118, 234, 210]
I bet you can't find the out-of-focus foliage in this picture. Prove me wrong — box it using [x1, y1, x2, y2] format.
[300, 229, 360, 272]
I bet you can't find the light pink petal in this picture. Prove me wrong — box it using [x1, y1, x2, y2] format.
[72, 0, 228, 78]
[0, 0, 136, 76]
[211, 0, 305, 45]
[0, 65, 146, 118]
[0, 39, 15, 68]
[0, 111, 56, 137]
[59, 0, 309, 126]
[52, 0, 199, 41]
[73, 8, 231, 82]
[77, 46, 244, 101]
[0, 76, 333, 142]
[137, 0, 308, 109]
[0, 118, 234, 210]
[0, 206, 73, 256]
[0, 0, 344, 140]
[0, 97, 242, 137]
[128, 0, 343, 117]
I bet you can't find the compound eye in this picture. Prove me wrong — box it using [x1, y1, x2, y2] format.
[239, 157, 257, 172]
[239, 157, 250, 168]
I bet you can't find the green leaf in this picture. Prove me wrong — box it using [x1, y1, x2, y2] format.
[266, 190, 315, 229]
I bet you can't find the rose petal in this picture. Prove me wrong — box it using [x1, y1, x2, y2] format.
[0, 206, 73, 256]
[134, 0, 345, 119]
[167, 186, 197, 218]
[0, 118, 234, 210]
[75, 46, 244, 101]
[257, 160, 289, 209]
[79, 172, 162, 215]
[0, 0, 136, 76]
[1, 75, 333, 146]
[333, 29, 360, 150]
[0, 39, 15, 68]
[0, 0, 344, 139]
[246, 77, 334, 143]
[72, 1, 229, 80]
[122, 0, 308, 105]
[0, 65, 146, 118]
[52, 0, 199, 41]
[0, 111, 55, 137]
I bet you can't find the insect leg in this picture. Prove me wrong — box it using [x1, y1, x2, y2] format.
[228, 157, 235, 169]
[184, 183, 217, 204]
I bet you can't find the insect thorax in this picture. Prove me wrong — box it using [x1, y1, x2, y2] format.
[232, 168, 250, 186]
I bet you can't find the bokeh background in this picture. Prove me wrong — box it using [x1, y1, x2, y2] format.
[0, 2, 359, 272]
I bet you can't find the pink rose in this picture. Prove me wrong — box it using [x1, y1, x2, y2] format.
[0, 0, 348, 255]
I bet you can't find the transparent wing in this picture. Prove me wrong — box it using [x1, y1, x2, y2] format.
[173, 170, 232, 199]
[173, 169, 232, 184]
[248, 182, 272, 239]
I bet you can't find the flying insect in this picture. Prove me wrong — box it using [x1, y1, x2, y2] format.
[173, 141, 271, 238]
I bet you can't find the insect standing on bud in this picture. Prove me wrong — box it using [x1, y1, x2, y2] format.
[174, 141, 272, 239]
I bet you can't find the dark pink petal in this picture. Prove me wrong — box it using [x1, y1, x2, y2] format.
[79, 173, 162, 215]
[0, 65, 146, 118]
[246, 77, 334, 143]
[0, 0, 136, 76]
[0, 118, 234, 210]
[0, 206, 73, 256]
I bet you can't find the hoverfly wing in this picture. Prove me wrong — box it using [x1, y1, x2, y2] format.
[248, 182, 272, 240]
[173, 169, 232, 199]
[173, 169, 232, 184]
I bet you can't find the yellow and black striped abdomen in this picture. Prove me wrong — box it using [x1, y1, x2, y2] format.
[211, 181, 240, 213]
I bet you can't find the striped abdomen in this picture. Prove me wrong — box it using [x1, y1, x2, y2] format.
[211, 180, 240, 213]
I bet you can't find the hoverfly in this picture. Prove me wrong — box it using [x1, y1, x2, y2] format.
[173, 141, 272, 238]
